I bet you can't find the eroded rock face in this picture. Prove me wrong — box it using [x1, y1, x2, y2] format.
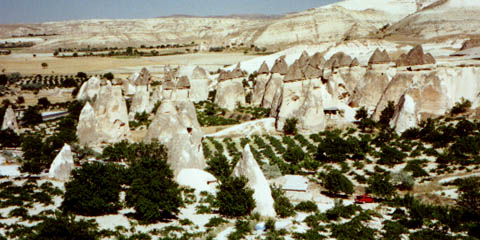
[48, 144, 74, 181]
[76, 76, 100, 101]
[368, 49, 391, 65]
[76, 102, 97, 146]
[350, 70, 390, 108]
[252, 62, 270, 106]
[390, 94, 418, 134]
[233, 144, 276, 217]
[94, 83, 130, 145]
[1, 106, 19, 134]
[215, 72, 246, 111]
[144, 100, 205, 175]
[396, 45, 436, 67]
[262, 57, 288, 109]
[189, 66, 211, 102]
[134, 67, 151, 86]
[129, 85, 152, 120]
[325, 52, 353, 69]
[461, 39, 480, 51]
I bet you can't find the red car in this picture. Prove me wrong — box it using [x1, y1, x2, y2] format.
[355, 194, 374, 204]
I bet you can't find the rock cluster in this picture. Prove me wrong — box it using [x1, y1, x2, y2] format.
[396, 45, 436, 67]
[215, 64, 246, 111]
[144, 100, 205, 175]
[76, 76, 101, 101]
[368, 48, 391, 65]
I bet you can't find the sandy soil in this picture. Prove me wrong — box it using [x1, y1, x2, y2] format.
[0, 53, 257, 75]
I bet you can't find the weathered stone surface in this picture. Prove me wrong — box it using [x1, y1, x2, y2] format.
[252, 62, 270, 106]
[134, 67, 151, 86]
[215, 78, 246, 111]
[76, 76, 100, 101]
[129, 85, 152, 120]
[460, 39, 480, 51]
[350, 70, 390, 108]
[396, 45, 436, 66]
[270, 56, 288, 75]
[189, 66, 211, 102]
[233, 144, 276, 217]
[94, 83, 130, 145]
[325, 52, 353, 69]
[273, 78, 325, 133]
[298, 51, 310, 68]
[76, 102, 97, 146]
[390, 94, 418, 134]
[368, 48, 391, 65]
[1, 106, 19, 134]
[303, 65, 322, 79]
[284, 61, 303, 82]
[309, 52, 326, 68]
[262, 73, 283, 108]
[48, 144, 74, 181]
[350, 58, 360, 67]
[145, 100, 205, 175]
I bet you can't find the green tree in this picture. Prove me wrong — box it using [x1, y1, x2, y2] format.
[62, 162, 124, 216]
[26, 212, 99, 240]
[282, 145, 305, 165]
[217, 176, 255, 217]
[271, 185, 295, 218]
[41, 62, 48, 69]
[38, 97, 51, 109]
[206, 154, 232, 183]
[450, 98, 472, 116]
[283, 118, 298, 135]
[379, 101, 396, 127]
[0, 129, 20, 148]
[457, 177, 480, 217]
[21, 106, 43, 126]
[126, 155, 183, 223]
[367, 173, 395, 199]
[322, 170, 354, 196]
[103, 72, 114, 80]
[20, 134, 45, 174]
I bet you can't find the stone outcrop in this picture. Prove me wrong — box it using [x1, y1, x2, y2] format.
[325, 52, 353, 69]
[144, 100, 205, 175]
[309, 52, 326, 69]
[284, 61, 303, 82]
[233, 144, 276, 217]
[252, 61, 270, 106]
[76, 102, 97, 146]
[188, 66, 211, 102]
[133, 67, 151, 86]
[48, 144, 74, 181]
[215, 66, 246, 111]
[390, 94, 418, 134]
[460, 39, 480, 51]
[1, 106, 19, 134]
[93, 83, 130, 145]
[129, 85, 152, 120]
[396, 45, 436, 67]
[350, 70, 390, 108]
[76, 76, 100, 101]
[262, 57, 287, 108]
[162, 69, 191, 101]
[368, 49, 391, 65]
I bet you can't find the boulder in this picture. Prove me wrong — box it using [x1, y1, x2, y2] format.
[76, 102, 97, 146]
[233, 144, 276, 217]
[368, 48, 391, 65]
[144, 100, 205, 175]
[48, 144, 74, 181]
[76, 76, 100, 101]
[1, 105, 19, 134]
[94, 83, 130, 145]
[396, 45, 436, 66]
[390, 94, 418, 134]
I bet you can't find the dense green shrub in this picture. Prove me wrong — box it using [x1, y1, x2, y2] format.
[0, 129, 20, 148]
[62, 162, 124, 216]
[367, 173, 395, 199]
[322, 170, 354, 196]
[379, 101, 396, 127]
[206, 153, 232, 183]
[126, 155, 183, 223]
[330, 215, 376, 240]
[25, 213, 100, 240]
[457, 177, 480, 217]
[271, 185, 295, 218]
[283, 118, 298, 135]
[295, 201, 318, 213]
[282, 144, 305, 165]
[21, 106, 42, 126]
[450, 98, 472, 116]
[227, 220, 251, 240]
[217, 176, 255, 217]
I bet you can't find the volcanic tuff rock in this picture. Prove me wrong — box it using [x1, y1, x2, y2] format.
[325, 52, 353, 69]
[396, 45, 436, 67]
[233, 144, 276, 217]
[460, 39, 480, 51]
[215, 68, 246, 111]
[48, 144, 74, 181]
[93, 83, 130, 145]
[76, 76, 101, 101]
[262, 57, 287, 108]
[350, 70, 390, 108]
[144, 100, 205, 175]
[1, 106, 19, 134]
[129, 85, 152, 120]
[188, 66, 211, 102]
[252, 62, 271, 106]
[76, 102, 97, 146]
[390, 94, 418, 134]
[368, 48, 391, 65]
